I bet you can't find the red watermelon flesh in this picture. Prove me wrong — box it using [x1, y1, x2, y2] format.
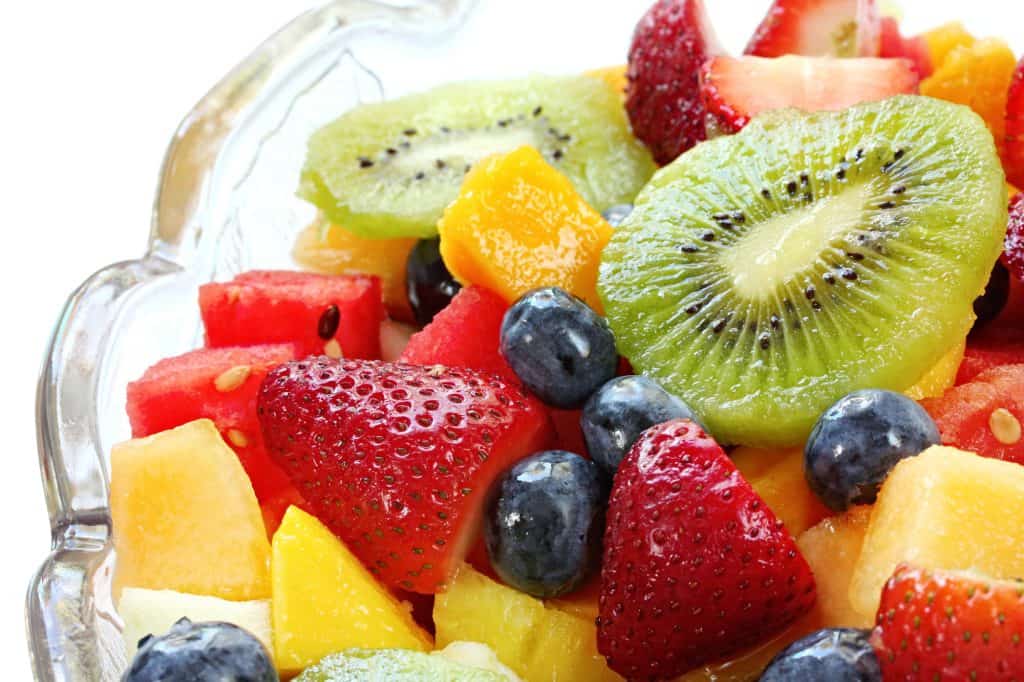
[958, 275, 1024, 384]
[879, 16, 932, 78]
[199, 271, 384, 359]
[399, 285, 518, 382]
[259, 483, 309, 538]
[920, 364, 1024, 465]
[126, 344, 296, 501]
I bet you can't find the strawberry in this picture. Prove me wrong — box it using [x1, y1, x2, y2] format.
[1006, 57, 1024, 189]
[879, 15, 932, 78]
[872, 564, 1024, 679]
[1001, 193, 1024, 286]
[596, 419, 816, 678]
[700, 55, 919, 133]
[257, 357, 553, 593]
[745, 0, 880, 58]
[625, 0, 724, 165]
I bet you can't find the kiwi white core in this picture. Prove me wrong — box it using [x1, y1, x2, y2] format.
[392, 129, 539, 171]
[722, 181, 871, 300]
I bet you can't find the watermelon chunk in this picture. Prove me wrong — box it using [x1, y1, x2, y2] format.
[921, 364, 1024, 465]
[199, 271, 384, 359]
[879, 16, 932, 78]
[958, 271, 1024, 384]
[126, 344, 296, 500]
[400, 286, 517, 381]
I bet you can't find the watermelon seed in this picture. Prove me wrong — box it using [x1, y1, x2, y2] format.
[989, 408, 1021, 445]
[324, 339, 344, 359]
[214, 365, 251, 392]
[317, 304, 341, 339]
[227, 429, 249, 448]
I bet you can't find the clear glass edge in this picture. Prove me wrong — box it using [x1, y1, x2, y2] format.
[26, 1, 475, 679]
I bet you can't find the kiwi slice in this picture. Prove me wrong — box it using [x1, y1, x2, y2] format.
[300, 76, 655, 239]
[599, 96, 1007, 448]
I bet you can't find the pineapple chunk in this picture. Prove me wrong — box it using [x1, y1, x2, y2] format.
[111, 419, 271, 601]
[849, 446, 1024, 617]
[434, 563, 621, 682]
[118, 587, 272, 661]
[731, 446, 831, 537]
[797, 506, 873, 629]
[271, 506, 431, 674]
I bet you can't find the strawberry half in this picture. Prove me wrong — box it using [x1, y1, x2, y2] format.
[745, 0, 880, 58]
[257, 357, 553, 593]
[1005, 57, 1024, 189]
[596, 419, 816, 678]
[700, 55, 919, 133]
[626, 0, 724, 165]
[872, 564, 1024, 679]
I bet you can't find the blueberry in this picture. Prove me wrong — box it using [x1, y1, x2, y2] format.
[406, 237, 461, 326]
[601, 203, 634, 227]
[971, 261, 1010, 332]
[582, 375, 703, 474]
[500, 287, 618, 408]
[124, 617, 277, 682]
[485, 450, 606, 598]
[805, 389, 940, 511]
[760, 628, 881, 681]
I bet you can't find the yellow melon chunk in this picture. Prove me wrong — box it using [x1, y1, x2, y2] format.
[584, 65, 628, 97]
[271, 506, 431, 674]
[438, 146, 612, 312]
[849, 446, 1024, 618]
[797, 506, 873, 629]
[434, 563, 621, 682]
[111, 419, 271, 601]
[731, 446, 831, 537]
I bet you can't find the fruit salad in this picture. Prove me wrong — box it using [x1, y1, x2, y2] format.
[110, 1, 1024, 680]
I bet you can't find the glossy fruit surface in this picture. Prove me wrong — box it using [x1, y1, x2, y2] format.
[761, 628, 879, 681]
[438, 147, 613, 311]
[797, 506, 874, 629]
[582, 374, 702, 474]
[804, 389, 939, 510]
[597, 419, 816, 678]
[123, 618, 276, 682]
[258, 357, 552, 593]
[406, 237, 462, 327]
[484, 451, 606, 598]
[500, 287, 618, 409]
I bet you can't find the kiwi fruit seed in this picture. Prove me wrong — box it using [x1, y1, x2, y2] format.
[300, 75, 656, 239]
[599, 96, 1008, 448]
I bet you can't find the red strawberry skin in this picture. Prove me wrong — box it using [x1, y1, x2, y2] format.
[1002, 193, 1024, 285]
[596, 419, 816, 679]
[745, 0, 880, 58]
[258, 357, 553, 593]
[872, 564, 1024, 680]
[1006, 57, 1024, 190]
[626, 0, 723, 165]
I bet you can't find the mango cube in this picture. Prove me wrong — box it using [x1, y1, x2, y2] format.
[271, 506, 431, 674]
[849, 446, 1024, 617]
[111, 419, 271, 601]
[438, 146, 612, 311]
[434, 563, 621, 682]
[731, 446, 831, 537]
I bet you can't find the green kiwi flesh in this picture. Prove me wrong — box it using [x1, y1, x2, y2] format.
[599, 96, 1008, 448]
[300, 75, 656, 239]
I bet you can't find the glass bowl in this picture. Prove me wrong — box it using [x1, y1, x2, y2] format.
[25, 0, 1023, 679]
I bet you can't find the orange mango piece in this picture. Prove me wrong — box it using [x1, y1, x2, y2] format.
[731, 446, 831, 537]
[438, 146, 613, 312]
[797, 506, 874, 630]
[920, 38, 1018, 146]
[293, 217, 417, 322]
[585, 65, 628, 98]
[923, 22, 976, 69]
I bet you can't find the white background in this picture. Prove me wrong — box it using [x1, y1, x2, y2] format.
[0, 0, 1017, 678]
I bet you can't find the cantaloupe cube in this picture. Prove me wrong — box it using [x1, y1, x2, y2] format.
[731, 446, 831, 537]
[118, 587, 271, 661]
[271, 506, 431, 675]
[797, 506, 873, 629]
[434, 563, 621, 682]
[849, 446, 1024, 617]
[111, 419, 271, 601]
